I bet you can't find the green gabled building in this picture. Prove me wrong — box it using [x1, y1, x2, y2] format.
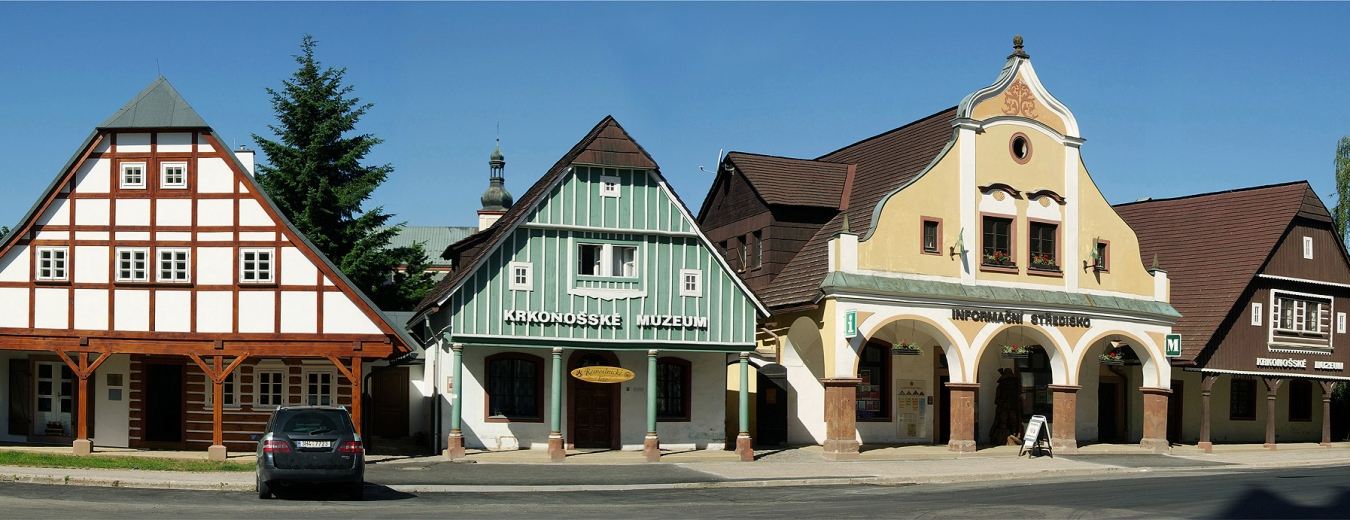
[410, 117, 766, 461]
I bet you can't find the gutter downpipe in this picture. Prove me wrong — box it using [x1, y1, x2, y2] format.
[759, 323, 781, 362]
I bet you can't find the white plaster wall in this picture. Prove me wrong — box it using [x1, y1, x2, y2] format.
[198, 133, 214, 153]
[456, 347, 553, 450]
[643, 351, 726, 450]
[112, 290, 148, 331]
[115, 199, 150, 227]
[116, 133, 150, 153]
[33, 288, 68, 329]
[198, 232, 232, 242]
[281, 292, 318, 333]
[74, 158, 110, 193]
[408, 364, 430, 438]
[237, 291, 275, 333]
[197, 158, 234, 193]
[74, 199, 109, 226]
[155, 290, 191, 332]
[239, 232, 274, 242]
[0, 288, 28, 327]
[0, 246, 29, 282]
[195, 247, 233, 285]
[115, 232, 148, 241]
[156, 199, 192, 227]
[197, 199, 233, 227]
[782, 317, 828, 445]
[94, 354, 130, 447]
[196, 291, 233, 332]
[158, 133, 192, 153]
[157, 232, 191, 242]
[238, 199, 273, 227]
[323, 292, 381, 334]
[37, 198, 69, 226]
[74, 288, 109, 330]
[280, 247, 316, 286]
[74, 246, 108, 284]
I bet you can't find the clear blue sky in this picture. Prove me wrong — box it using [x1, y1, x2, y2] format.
[1, 3, 1348, 229]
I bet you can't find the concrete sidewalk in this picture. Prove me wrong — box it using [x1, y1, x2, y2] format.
[0, 442, 1346, 493]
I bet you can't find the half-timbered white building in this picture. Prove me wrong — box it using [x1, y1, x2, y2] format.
[0, 77, 410, 460]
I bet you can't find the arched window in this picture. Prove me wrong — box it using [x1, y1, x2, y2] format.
[486, 353, 544, 422]
[656, 357, 691, 422]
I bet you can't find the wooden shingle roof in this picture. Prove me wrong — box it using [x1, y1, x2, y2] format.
[1113, 181, 1327, 362]
[722, 152, 851, 208]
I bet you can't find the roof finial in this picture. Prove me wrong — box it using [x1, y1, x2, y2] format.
[1009, 34, 1030, 59]
[840, 212, 850, 234]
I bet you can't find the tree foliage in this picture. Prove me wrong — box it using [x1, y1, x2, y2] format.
[252, 36, 434, 311]
[1333, 136, 1350, 244]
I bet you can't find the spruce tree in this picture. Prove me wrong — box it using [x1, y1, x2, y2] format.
[1334, 136, 1350, 246]
[253, 35, 434, 311]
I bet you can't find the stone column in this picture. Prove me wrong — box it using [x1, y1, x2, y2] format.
[1321, 380, 1336, 447]
[644, 350, 660, 463]
[445, 343, 466, 460]
[549, 347, 565, 462]
[1198, 374, 1219, 453]
[736, 352, 753, 462]
[946, 382, 980, 453]
[1139, 387, 1171, 453]
[821, 378, 862, 460]
[1263, 377, 1284, 450]
[1049, 385, 1080, 454]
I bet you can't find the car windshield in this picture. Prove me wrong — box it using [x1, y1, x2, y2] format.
[275, 410, 351, 436]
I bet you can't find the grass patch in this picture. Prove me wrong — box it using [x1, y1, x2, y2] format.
[0, 450, 254, 472]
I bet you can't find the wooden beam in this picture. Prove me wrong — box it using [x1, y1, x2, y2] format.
[0, 337, 398, 359]
[327, 355, 357, 383]
[83, 351, 113, 377]
[350, 358, 362, 437]
[213, 356, 223, 447]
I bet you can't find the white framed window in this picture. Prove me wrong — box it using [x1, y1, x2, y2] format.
[203, 372, 240, 409]
[120, 162, 146, 189]
[256, 368, 286, 408]
[576, 242, 638, 278]
[115, 247, 150, 282]
[679, 269, 702, 297]
[509, 261, 533, 291]
[1303, 236, 1314, 260]
[1272, 291, 1331, 337]
[157, 248, 190, 283]
[240, 248, 274, 283]
[160, 161, 187, 189]
[612, 246, 636, 277]
[1339, 312, 1347, 334]
[35, 247, 68, 281]
[600, 175, 621, 197]
[1251, 303, 1263, 326]
[303, 370, 336, 406]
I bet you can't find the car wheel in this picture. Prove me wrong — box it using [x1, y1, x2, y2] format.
[257, 476, 273, 499]
[348, 482, 364, 501]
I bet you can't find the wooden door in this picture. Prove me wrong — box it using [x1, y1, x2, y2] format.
[371, 367, 410, 438]
[939, 376, 951, 444]
[8, 359, 30, 436]
[569, 352, 618, 449]
[755, 372, 788, 447]
[1098, 382, 1120, 443]
[144, 364, 183, 443]
[1167, 379, 1184, 444]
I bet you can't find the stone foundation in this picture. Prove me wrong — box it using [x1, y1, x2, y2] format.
[947, 383, 979, 453]
[1140, 387, 1171, 453]
[643, 435, 660, 462]
[548, 436, 565, 463]
[1050, 385, 1080, 454]
[445, 432, 466, 460]
[736, 434, 754, 462]
[821, 378, 862, 460]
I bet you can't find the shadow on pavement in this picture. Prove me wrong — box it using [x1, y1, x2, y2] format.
[1215, 485, 1350, 519]
[270, 482, 416, 502]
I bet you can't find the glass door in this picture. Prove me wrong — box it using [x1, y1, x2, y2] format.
[34, 362, 72, 436]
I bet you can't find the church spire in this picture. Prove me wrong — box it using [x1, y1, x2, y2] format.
[478, 137, 513, 230]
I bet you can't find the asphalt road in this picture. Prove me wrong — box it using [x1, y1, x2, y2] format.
[2, 465, 1347, 518]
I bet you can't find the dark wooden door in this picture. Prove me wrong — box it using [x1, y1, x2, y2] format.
[939, 376, 951, 444]
[755, 372, 788, 447]
[145, 364, 183, 442]
[1098, 382, 1119, 443]
[371, 367, 410, 438]
[570, 353, 617, 449]
[1167, 380, 1184, 444]
[8, 359, 30, 436]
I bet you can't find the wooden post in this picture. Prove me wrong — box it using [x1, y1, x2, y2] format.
[1262, 377, 1284, 450]
[188, 353, 249, 462]
[1320, 380, 1336, 447]
[326, 355, 363, 436]
[212, 356, 224, 448]
[1198, 374, 1218, 453]
[55, 351, 111, 457]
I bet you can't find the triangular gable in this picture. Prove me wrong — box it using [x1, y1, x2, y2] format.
[412, 116, 768, 324]
[100, 77, 209, 130]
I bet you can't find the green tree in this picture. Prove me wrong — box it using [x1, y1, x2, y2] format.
[1334, 136, 1350, 244]
[253, 36, 434, 311]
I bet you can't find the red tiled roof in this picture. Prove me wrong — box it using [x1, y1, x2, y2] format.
[722, 152, 851, 208]
[1113, 181, 1318, 362]
[756, 107, 958, 308]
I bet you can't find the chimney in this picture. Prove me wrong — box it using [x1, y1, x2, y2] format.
[235, 145, 255, 176]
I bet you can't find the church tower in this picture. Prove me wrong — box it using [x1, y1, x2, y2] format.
[477, 139, 513, 230]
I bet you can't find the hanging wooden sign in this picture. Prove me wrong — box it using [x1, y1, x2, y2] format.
[570, 366, 635, 383]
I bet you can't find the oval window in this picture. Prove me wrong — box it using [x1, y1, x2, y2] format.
[1010, 134, 1031, 164]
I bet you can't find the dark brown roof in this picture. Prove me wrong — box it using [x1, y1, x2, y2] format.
[411, 116, 657, 320]
[756, 107, 959, 308]
[722, 152, 850, 208]
[1113, 181, 1321, 362]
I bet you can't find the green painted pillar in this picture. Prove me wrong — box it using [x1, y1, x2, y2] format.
[644, 349, 660, 462]
[450, 344, 463, 432]
[549, 347, 565, 462]
[738, 352, 750, 435]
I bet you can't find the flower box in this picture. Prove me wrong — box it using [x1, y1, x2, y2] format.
[1100, 351, 1125, 366]
[983, 250, 1014, 267]
[1030, 253, 1059, 271]
[1001, 345, 1030, 359]
[891, 341, 922, 356]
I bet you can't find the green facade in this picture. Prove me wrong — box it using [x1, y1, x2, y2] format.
[446, 166, 759, 351]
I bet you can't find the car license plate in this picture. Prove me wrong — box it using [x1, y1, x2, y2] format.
[296, 440, 332, 448]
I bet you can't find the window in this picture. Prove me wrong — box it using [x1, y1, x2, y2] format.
[679, 269, 702, 297]
[656, 358, 691, 421]
[257, 370, 286, 407]
[303, 371, 335, 406]
[35, 247, 67, 281]
[1252, 303, 1263, 326]
[1028, 222, 1058, 270]
[1094, 240, 1110, 272]
[160, 162, 187, 189]
[1340, 312, 1347, 334]
[1303, 236, 1314, 260]
[856, 341, 891, 421]
[1288, 379, 1312, 422]
[120, 162, 146, 189]
[577, 242, 638, 278]
[753, 231, 763, 269]
[509, 262, 533, 291]
[1009, 133, 1032, 164]
[981, 215, 1013, 267]
[600, 175, 621, 197]
[922, 220, 940, 254]
[203, 372, 239, 409]
[157, 248, 190, 283]
[115, 247, 149, 282]
[486, 354, 541, 420]
[1230, 378, 1257, 421]
[1272, 292, 1331, 336]
[240, 249, 273, 283]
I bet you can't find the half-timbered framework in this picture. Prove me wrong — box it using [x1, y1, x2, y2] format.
[0, 78, 409, 459]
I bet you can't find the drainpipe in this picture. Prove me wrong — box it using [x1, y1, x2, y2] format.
[759, 323, 780, 362]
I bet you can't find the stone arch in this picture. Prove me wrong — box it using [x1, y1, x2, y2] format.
[968, 323, 1071, 385]
[853, 313, 964, 379]
[1074, 329, 1164, 388]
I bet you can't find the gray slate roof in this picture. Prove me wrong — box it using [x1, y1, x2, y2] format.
[99, 76, 209, 129]
[381, 226, 479, 267]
